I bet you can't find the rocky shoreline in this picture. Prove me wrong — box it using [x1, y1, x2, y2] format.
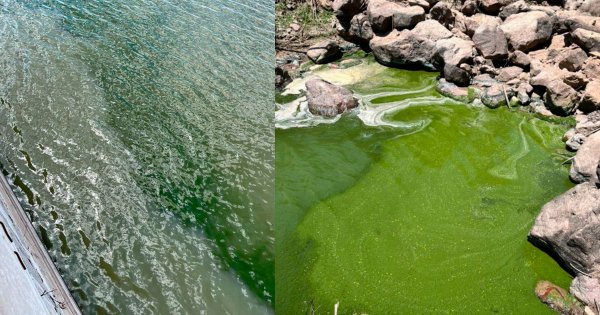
[276, 0, 600, 313]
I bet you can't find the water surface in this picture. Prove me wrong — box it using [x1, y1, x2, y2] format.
[276, 63, 574, 314]
[0, 0, 273, 313]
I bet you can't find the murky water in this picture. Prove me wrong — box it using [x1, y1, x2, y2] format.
[0, 0, 273, 313]
[276, 62, 574, 314]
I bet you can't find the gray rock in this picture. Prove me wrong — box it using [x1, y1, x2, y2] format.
[529, 182, 600, 276]
[583, 58, 600, 81]
[500, 11, 553, 52]
[430, 2, 454, 28]
[510, 51, 531, 68]
[497, 66, 524, 82]
[473, 21, 509, 60]
[480, 83, 514, 108]
[576, 111, 600, 137]
[392, 6, 426, 30]
[307, 40, 342, 64]
[333, 0, 368, 21]
[411, 20, 454, 41]
[305, 78, 358, 117]
[570, 131, 600, 183]
[434, 37, 476, 67]
[556, 45, 589, 72]
[570, 275, 600, 309]
[347, 13, 374, 46]
[544, 80, 578, 116]
[367, 0, 405, 33]
[461, 0, 478, 16]
[566, 0, 600, 17]
[498, 0, 529, 20]
[564, 71, 589, 90]
[437, 78, 472, 102]
[443, 64, 471, 86]
[370, 29, 437, 68]
[556, 11, 600, 34]
[579, 0, 600, 17]
[567, 133, 586, 151]
[573, 28, 600, 54]
[580, 80, 600, 113]
[478, 0, 515, 15]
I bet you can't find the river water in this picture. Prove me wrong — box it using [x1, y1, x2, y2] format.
[276, 61, 574, 314]
[0, 0, 273, 314]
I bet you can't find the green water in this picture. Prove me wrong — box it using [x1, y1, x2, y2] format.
[276, 66, 574, 314]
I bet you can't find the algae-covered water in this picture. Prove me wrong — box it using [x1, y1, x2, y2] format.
[0, 1, 273, 313]
[276, 62, 574, 314]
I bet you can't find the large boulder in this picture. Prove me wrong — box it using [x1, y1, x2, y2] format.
[333, 0, 368, 22]
[473, 21, 509, 59]
[371, 20, 453, 69]
[570, 131, 600, 183]
[572, 28, 600, 54]
[556, 11, 600, 34]
[570, 275, 600, 308]
[307, 40, 342, 64]
[370, 29, 436, 68]
[434, 37, 476, 68]
[411, 19, 453, 41]
[367, 0, 405, 33]
[392, 6, 426, 30]
[346, 13, 374, 46]
[500, 11, 553, 52]
[580, 80, 600, 113]
[305, 78, 358, 117]
[544, 80, 578, 116]
[430, 2, 454, 28]
[529, 182, 600, 276]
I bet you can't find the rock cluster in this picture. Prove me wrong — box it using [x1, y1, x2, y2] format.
[330, 0, 600, 116]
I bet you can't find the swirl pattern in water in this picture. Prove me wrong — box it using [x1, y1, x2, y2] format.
[0, 0, 273, 313]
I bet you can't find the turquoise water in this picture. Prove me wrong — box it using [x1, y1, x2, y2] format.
[0, 1, 273, 313]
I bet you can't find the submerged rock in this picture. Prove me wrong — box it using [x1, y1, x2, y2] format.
[305, 78, 358, 117]
[529, 182, 600, 276]
[535, 281, 586, 314]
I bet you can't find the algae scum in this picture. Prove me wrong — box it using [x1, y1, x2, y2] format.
[0, 1, 273, 313]
[276, 62, 574, 314]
